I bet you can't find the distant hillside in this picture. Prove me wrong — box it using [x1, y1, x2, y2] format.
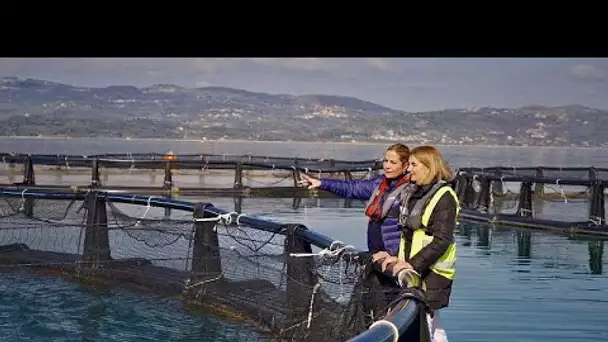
[1, 76, 606, 147]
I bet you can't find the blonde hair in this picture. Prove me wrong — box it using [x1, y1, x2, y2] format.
[410, 145, 453, 185]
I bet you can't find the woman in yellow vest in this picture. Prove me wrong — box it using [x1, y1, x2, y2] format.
[374, 145, 459, 342]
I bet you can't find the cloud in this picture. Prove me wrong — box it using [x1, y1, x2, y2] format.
[63, 58, 341, 76]
[570, 63, 607, 82]
[247, 58, 338, 71]
[361, 58, 397, 72]
[194, 80, 211, 87]
[185, 58, 246, 73]
[0, 58, 239, 76]
[0, 58, 364, 83]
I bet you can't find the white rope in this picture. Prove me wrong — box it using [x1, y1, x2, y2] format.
[556, 179, 568, 203]
[134, 196, 153, 227]
[184, 273, 223, 289]
[589, 215, 603, 226]
[271, 164, 277, 177]
[236, 213, 246, 225]
[519, 208, 533, 215]
[289, 240, 355, 258]
[368, 319, 399, 342]
[19, 189, 27, 212]
[306, 283, 321, 328]
[193, 211, 247, 226]
[129, 153, 135, 174]
[489, 181, 495, 211]
[142, 196, 152, 218]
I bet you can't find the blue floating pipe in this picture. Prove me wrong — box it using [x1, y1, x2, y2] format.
[100, 192, 196, 212]
[346, 299, 421, 342]
[0, 188, 89, 201]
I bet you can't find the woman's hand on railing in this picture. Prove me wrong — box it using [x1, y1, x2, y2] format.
[371, 252, 412, 272]
[371, 251, 418, 286]
[391, 260, 413, 277]
[298, 173, 321, 189]
[396, 268, 422, 289]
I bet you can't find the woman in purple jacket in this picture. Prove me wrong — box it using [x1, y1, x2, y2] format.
[298, 143, 411, 256]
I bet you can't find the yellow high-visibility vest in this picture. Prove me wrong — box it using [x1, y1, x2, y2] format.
[397, 181, 460, 280]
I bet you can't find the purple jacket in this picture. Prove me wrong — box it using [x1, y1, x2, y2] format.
[319, 174, 409, 255]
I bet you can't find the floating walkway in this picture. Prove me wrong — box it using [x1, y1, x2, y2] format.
[453, 166, 608, 236]
[0, 152, 382, 197]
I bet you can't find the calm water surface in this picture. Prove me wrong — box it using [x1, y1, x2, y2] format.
[0, 138, 607, 342]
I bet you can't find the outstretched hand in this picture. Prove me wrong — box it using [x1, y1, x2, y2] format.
[297, 173, 322, 189]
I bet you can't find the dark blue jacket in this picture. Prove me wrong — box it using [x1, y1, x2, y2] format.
[319, 174, 408, 255]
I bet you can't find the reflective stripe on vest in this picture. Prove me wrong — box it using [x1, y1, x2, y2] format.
[398, 183, 460, 280]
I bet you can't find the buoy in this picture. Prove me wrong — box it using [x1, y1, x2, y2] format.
[163, 150, 177, 161]
[163, 150, 178, 171]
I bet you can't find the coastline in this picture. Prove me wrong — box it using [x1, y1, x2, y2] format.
[0, 135, 606, 151]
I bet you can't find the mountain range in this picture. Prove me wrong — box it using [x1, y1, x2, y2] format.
[0, 76, 605, 147]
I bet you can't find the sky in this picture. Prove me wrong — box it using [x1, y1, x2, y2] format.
[1, 57, 607, 112]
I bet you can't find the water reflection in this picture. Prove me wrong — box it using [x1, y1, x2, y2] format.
[517, 231, 532, 263]
[455, 220, 605, 276]
[477, 225, 491, 252]
[589, 240, 604, 275]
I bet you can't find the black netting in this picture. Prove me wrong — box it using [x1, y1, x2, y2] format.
[0, 193, 424, 341]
